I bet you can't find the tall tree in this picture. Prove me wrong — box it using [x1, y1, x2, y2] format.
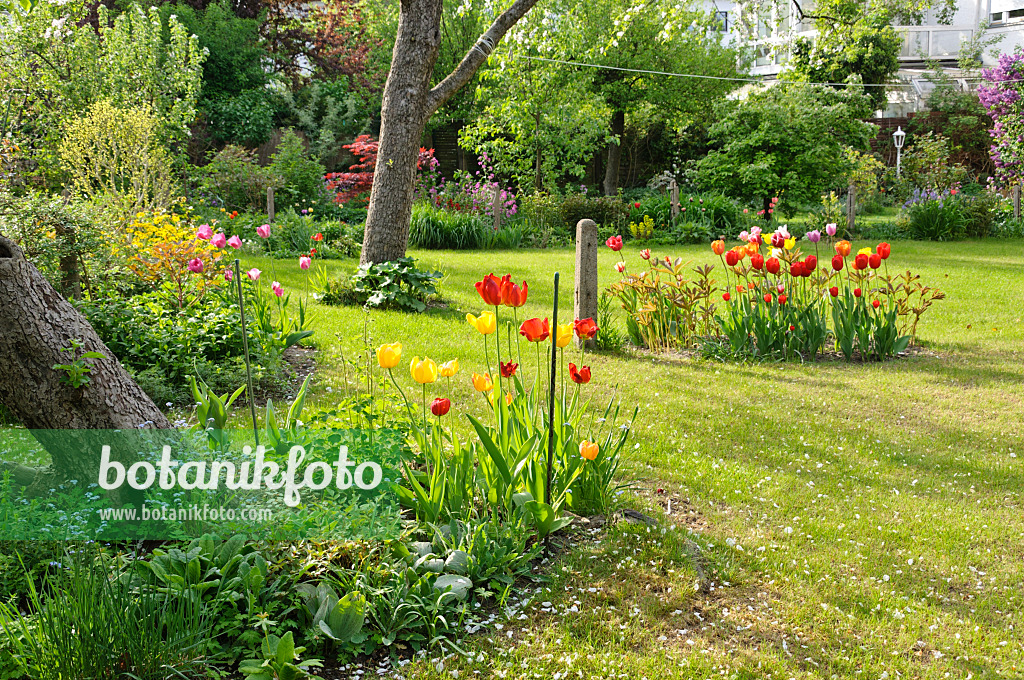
[578, 0, 742, 195]
[359, 0, 543, 265]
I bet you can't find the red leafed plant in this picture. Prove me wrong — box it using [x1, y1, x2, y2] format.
[325, 136, 436, 205]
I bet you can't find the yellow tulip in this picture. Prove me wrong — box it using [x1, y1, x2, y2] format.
[376, 342, 402, 369]
[784, 237, 795, 250]
[761, 233, 771, 245]
[466, 311, 496, 335]
[580, 441, 599, 461]
[471, 372, 493, 392]
[554, 323, 573, 348]
[409, 356, 438, 384]
[858, 247, 872, 256]
[439, 359, 459, 377]
[488, 391, 513, 406]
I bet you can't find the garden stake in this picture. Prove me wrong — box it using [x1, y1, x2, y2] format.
[234, 258, 259, 445]
[545, 272, 559, 516]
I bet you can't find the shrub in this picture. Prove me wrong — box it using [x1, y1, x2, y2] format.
[199, 145, 280, 212]
[269, 130, 327, 209]
[558, 194, 627, 232]
[59, 100, 174, 217]
[409, 203, 488, 249]
[313, 257, 441, 312]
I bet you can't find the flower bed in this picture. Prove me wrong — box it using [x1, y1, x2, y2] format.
[606, 224, 945, 360]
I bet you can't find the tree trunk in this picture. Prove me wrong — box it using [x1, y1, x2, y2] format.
[0, 234, 172, 492]
[360, 0, 544, 265]
[603, 109, 625, 196]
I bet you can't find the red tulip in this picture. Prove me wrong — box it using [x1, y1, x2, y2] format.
[430, 398, 451, 417]
[766, 258, 781, 275]
[634, 202, 641, 209]
[869, 253, 882, 269]
[750, 253, 764, 270]
[771, 232, 786, 248]
[789, 325, 795, 331]
[804, 255, 817, 271]
[568, 363, 591, 384]
[312, 232, 323, 242]
[829, 286, 839, 297]
[877, 242, 891, 259]
[574, 318, 599, 339]
[763, 293, 772, 303]
[854, 288, 862, 297]
[519, 317, 550, 342]
[872, 299, 881, 309]
[500, 360, 518, 378]
[640, 248, 651, 260]
[790, 262, 804, 277]
[606, 235, 623, 251]
[832, 255, 844, 271]
[853, 254, 869, 270]
[725, 251, 740, 267]
[502, 279, 528, 307]
[475, 273, 504, 306]
[778, 294, 787, 304]
[722, 292, 731, 302]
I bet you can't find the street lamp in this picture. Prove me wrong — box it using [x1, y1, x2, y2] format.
[893, 126, 906, 178]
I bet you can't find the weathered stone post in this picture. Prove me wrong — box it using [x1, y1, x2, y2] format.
[493, 186, 502, 232]
[846, 183, 856, 234]
[267, 186, 275, 223]
[574, 219, 598, 349]
[669, 179, 680, 224]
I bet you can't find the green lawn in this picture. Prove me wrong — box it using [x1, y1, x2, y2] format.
[247, 239, 1023, 678]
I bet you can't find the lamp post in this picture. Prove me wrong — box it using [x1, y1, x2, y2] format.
[893, 126, 906, 179]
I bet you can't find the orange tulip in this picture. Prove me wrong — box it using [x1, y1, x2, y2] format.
[835, 240, 852, 257]
[711, 240, 725, 256]
[579, 441, 599, 461]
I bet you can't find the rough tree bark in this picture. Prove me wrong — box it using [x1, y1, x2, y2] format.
[360, 0, 544, 265]
[603, 110, 625, 196]
[0, 234, 172, 493]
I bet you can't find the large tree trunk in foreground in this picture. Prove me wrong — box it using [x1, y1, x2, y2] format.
[603, 109, 625, 196]
[0, 234, 171, 492]
[360, 0, 544, 265]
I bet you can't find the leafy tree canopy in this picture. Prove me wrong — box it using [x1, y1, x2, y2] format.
[695, 85, 877, 216]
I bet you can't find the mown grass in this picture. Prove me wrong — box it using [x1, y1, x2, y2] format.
[245, 238, 1023, 678]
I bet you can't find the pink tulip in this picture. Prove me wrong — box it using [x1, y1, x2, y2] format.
[211, 233, 227, 248]
[299, 256, 311, 270]
[247, 268, 261, 281]
[272, 281, 283, 297]
[257, 224, 271, 239]
[227, 235, 242, 249]
[825, 223, 837, 236]
[187, 257, 204, 273]
[224, 269, 233, 282]
[196, 224, 213, 240]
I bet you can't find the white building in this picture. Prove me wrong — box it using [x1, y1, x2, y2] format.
[708, 0, 1024, 114]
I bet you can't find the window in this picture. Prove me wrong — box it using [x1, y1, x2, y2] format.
[991, 12, 1004, 22]
[1009, 8, 1024, 18]
[715, 11, 729, 32]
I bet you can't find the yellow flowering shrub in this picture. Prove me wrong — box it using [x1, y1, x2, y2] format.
[125, 209, 223, 308]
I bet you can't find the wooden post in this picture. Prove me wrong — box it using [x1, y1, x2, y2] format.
[669, 179, 680, 224]
[1014, 184, 1021, 219]
[846, 183, 856, 234]
[574, 219, 598, 350]
[267, 186, 275, 223]
[493, 186, 502, 232]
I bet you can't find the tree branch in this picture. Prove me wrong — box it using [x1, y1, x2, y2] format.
[790, 0, 848, 27]
[426, 0, 542, 113]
